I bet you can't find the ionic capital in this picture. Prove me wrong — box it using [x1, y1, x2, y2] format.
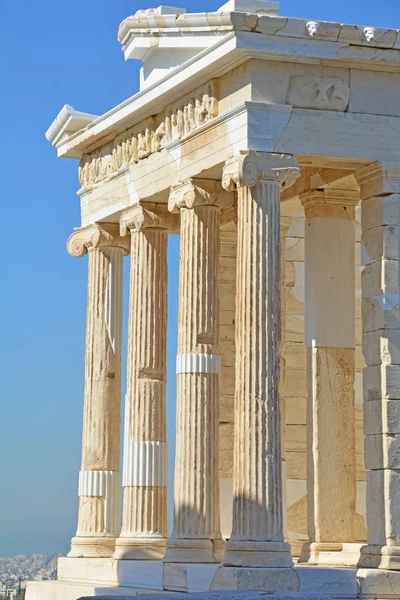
[222, 151, 300, 192]
[168, 178, 232, 213]
[67, 223, 130, 257]
[300, 189, 359, 220]
[356, 161, 400, 201]
[120, 203, 179, 236]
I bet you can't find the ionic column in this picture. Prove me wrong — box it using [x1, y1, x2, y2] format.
[67, 224, 129, 558]
[299, 189, 359, 566]
[280, 215, 292, 541]
[212, 152, 300, 593]
[164, 179, 231, 565]
[356, 163, 400, 576]
[114, 204, 173, 560]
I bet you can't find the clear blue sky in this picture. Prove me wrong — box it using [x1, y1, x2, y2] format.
[1, 0, 399, 547]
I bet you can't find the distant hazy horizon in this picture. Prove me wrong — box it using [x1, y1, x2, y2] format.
[0, 535, 71, 558]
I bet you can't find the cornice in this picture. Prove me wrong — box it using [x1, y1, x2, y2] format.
[118, 10, 399, 50]
[46, 104, 98, 147]
[48, 16, 400, 160]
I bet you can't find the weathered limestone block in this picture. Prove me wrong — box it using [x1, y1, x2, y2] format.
[286, 425, 306, 453]
[283, 370, 307, 398]
[286, 399, 307, 426]
[286, 237, 305, 262]
[220, 395, 235, 423]
[361, 194, 400, 230]
[364, 399, 400, 435]
[306, 347, 356, 544]
[358, 568, 400, 600]
[362, 225, 400, 263]
[287, 452, 307, 480]
[364, 365, 400, 400]
[362, 259, 400, 298]
[286, 286, 305, 316]
[286, 315, 305, 342]
[285, 342, 307, 371]
[364, 434, 400, 470]
[362, 297, 400, 333]
[363, 329, 400, 366]
[211, 568, 302, 593]
[137, 592, 332, 600]
[286, 76, 350, 111]
[365, 469, 400, 547]
[287, 495, 308, 539]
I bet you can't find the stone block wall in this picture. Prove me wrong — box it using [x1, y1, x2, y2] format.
[218, 226, 237, 539]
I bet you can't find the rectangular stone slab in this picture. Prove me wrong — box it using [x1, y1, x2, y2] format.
[79, 594, 332, 600]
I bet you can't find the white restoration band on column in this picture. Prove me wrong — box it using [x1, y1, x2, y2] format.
[122, 397, 168, 487]
[78, 470, 121, 536]
[123, 441, 168, 487]
[176, 353, 220, 374]
[104, 247, 124, 356]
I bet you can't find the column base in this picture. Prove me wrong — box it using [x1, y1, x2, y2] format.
[286, 538, 305, 559]
[358, 544, 400, 570]
[298, 542, 363, 567]
[212, 537, 225, 563]
[163, 538, 216, 563]
[68, 536, 116, 558]
[113, 536, 166, 560]
[358, 567, 400, 599]
[211, 566, 300, 592]
[222, 540, 293, 568]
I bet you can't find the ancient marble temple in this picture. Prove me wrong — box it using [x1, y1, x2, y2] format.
[27, 1, 400, 599]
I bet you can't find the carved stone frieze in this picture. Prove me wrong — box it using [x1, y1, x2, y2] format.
[78, 80, 218, 190]
[286, 76, 350, 112]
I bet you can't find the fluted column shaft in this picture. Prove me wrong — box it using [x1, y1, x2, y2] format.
[114, 204, 169, 560]
[165, 180, 230, 564]
[280, 216, 292, 540]
[67, 224, 129, 558]
[221, 151, 300, 569]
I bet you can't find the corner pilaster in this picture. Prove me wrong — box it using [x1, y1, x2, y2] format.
[355, 163, 400, 578]
[298, 188, 359, 567]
